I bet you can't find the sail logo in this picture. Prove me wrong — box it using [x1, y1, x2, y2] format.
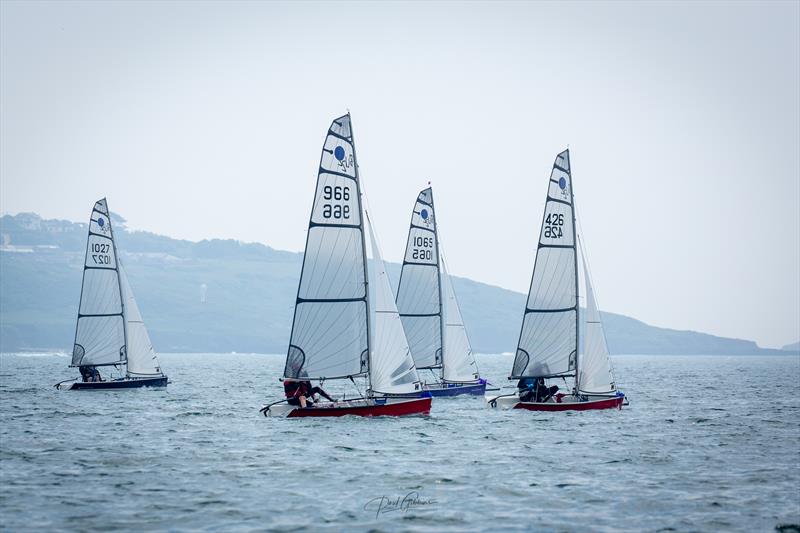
[96, 216, 110, 234]
[333, 144, 354, 173]
[558, 176, 570, 200]
[419, 208, 432, 226]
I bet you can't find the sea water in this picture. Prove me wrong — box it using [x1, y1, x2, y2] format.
[1, 353, 798, 532]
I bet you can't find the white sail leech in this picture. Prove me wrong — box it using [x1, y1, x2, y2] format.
[365, 212, 423, 395]
[512, 150, 578, 379]
[440, 253, 480, 383]
[577, 245, 616, 394]
[72, 198, 127, 367]
[395, 188, 442, 370]
[119, 262, 163, 377]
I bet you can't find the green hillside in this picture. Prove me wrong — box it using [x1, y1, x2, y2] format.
[0, 213, 794, 355]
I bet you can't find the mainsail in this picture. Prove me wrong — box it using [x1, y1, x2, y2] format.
[512, 149, 579, 379]
[396, 188, 442, 369]
[365, 213, 423, 395]
[119, 262, 163, 377]
[284, 114, 370, 381]
[72, 199, 126, 367]
[440, 255, 480, 382]
[577, 247, 616, 394]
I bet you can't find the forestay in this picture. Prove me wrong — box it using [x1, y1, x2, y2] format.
[512, 150, 579, 379]
[284, 115, 370, 381]
[396, 188, 442, 369]
[440, 255, 480, 383]
[577, 249, 616, 394]
[72, 199, 126, 367]
[119, 263, 163, 377]
[365, 214, 423, 395]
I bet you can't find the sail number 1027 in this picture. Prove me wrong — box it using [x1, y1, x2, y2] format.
[91, 242, 112, 265]
[322, 185, 351, 219]
[544, 213, 564, 239]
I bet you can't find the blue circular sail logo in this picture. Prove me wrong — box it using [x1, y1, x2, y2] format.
[420, 209, 429, 221]
[558, 177, 567, 190]
[97, 217, 105, 227]
[334, 146, 345, 161]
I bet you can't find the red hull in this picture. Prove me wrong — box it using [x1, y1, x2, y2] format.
[514, 396, 624, 412]
[287, 397, 431, 418]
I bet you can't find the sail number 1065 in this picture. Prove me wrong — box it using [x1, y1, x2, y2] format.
[322, 185, 351, 219]
[544, 213, 564, 239]
[412, 236, 434, 261]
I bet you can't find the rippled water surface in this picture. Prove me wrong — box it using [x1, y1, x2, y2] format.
[1, 353, 798, 532]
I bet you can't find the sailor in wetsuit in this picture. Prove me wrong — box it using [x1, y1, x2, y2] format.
[79, 366, 103, 383]
[284, 379, 335, 408]
[518, 377, 558, 403]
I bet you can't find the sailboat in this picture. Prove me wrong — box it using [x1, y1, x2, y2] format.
[486, 150, 625, 411]
[395, 187, 486, 396]
[58, 198, 168, 390]
[262, 114, 432, 418]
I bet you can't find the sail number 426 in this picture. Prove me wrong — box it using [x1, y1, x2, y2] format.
[322, 185, 351, 219]
[544, 213, 564, 239]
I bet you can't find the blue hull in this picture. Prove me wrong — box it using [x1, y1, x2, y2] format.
[69, 376, 168, 390]
[423, 379, 487, 397]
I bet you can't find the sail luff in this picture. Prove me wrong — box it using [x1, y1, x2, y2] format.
[431, 188, 445, 380]
[110, 207, 129, 372]
[568, 150, 580, 389]
[349, 114, 373, 391]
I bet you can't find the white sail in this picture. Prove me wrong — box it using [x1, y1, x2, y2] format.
[396, 187, 442, 369]
[440, 255, 480, 382]
[284, 115, 370, 381]
[72, 198, 127, 367]
[119, 262, 163, 377]
[366, 213, 423, 395]
[577, 248, 615, 394]
[512, 150, 578, 379]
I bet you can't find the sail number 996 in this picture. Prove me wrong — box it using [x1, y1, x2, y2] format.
[91, 242, 111, 265]
[544, 213, 564, 239]
[412, 236, 433, 260]
[322, 185, 351, 219]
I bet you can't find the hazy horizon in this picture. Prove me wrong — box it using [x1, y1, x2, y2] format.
[1, 1, 798, 349]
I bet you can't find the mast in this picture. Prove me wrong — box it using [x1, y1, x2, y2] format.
[566, 150, 579, 392]
[430, 187, 445, 380]
[108, 204, 129, 374]
[350, 113, 373, 392]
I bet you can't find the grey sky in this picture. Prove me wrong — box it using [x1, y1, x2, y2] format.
[1, 1, 798, 348]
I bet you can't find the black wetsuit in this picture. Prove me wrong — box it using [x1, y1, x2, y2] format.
[284, 380, 334, 406]
[518, 378, 558, 403]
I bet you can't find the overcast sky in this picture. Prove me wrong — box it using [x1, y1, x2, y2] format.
[1, 1, 798, 349]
